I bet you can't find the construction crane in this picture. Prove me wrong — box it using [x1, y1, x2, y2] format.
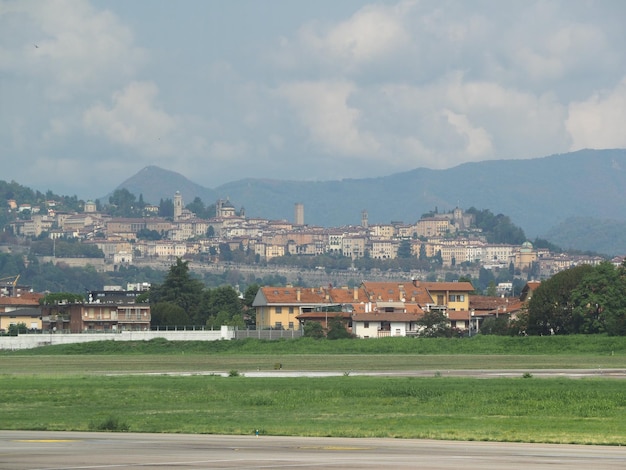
[0, 275, 20, 297]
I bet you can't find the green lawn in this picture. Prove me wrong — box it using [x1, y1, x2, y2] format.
[0, 374, 624, 444]
[1, 335, 625, 444]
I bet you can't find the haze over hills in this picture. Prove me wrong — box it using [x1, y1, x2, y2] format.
[106, 149, 626, 255]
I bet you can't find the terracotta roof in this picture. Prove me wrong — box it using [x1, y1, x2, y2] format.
[361, 281, 433, 304]
[0, 294, 42, 307]
[255, 287, 328, 305]
[447, 310, 472, 321]
[421, 281, 475, 292]
[328, 287, 366, 303]
[469, 295, 524, 315]
[470, 295, 508, 310]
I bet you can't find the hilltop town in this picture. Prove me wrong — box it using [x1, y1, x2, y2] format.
[4, 190, 607, 281]
[1, 186, 625, 342]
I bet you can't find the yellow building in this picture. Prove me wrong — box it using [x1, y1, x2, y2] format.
[0, 293, 44, 332]
[253, 280, 475, 331]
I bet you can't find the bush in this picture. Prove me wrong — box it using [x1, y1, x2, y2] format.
[90, 416, 129, 432]
[326, 316, 353, 340]
[303, 321, 325, 339]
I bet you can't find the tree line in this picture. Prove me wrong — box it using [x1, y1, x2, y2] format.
[147, 258, 259, 328]
[525, 261, 626, 336]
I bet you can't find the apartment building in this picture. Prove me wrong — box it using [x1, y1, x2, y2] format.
[254, 280, 475, 336]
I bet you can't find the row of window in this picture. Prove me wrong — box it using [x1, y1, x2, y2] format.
[274, 307, 295, 314]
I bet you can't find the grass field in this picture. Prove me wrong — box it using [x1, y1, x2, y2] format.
[1, 335, 625, 444]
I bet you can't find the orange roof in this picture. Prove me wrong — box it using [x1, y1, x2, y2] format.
[361, 281, 433, 304]
[0, 294, 42, 307]
[469, 295, 524, 315]
[421, 281, 474, 292]
[447, 310, 472, 321]
[328, 287, 366, 303]
[256, 286, 327, 305]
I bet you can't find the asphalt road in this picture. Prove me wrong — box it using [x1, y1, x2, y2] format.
[1, 431, 625, 470]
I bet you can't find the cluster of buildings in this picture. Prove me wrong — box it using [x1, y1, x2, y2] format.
[252, 279, 536, 338]
[1, 274, 539, 338]
[5, 193, 605, 277]
[0, 280, 151, 334]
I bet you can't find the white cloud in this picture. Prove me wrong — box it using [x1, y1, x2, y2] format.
[513, 22, 609, 83]
[307, 1, 412, 64]
[82, 81, 180, 156]
[279, 80, 380, 156]
[566, 78, 626, 150]
[442, 109, 493, 157]
[0, 0, 146, 100]
[275, 1, 414, 72]
[2, 0, 626, 198]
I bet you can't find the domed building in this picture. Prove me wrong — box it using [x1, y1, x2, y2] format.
[514, 241, 537, 271]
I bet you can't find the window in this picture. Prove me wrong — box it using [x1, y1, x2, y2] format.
[275, 307, 282, 314]
[364, 322, 370, 328]
[288, 307, 294, 314]
[288, 322, 294, 329]
[275, 321, 282, 329]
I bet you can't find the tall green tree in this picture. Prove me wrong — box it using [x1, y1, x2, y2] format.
[149, 258, 204, 322]
[108, 189, 140, 217]
[159, 198, 174, 218]
[200, 285, 243, 326]
[397, 239, 412, 259]
[150, 301, 190, 327]
[570, 262, 626, 335]
[527, 264, 594, 335]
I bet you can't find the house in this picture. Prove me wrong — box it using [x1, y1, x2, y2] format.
[0, 293, 45, 332]
[520, 281, 540, 302]
[349, 281, 474, 338]
[467, 295, 524, 333]
[42, 290, 151, 333]
[253, 286, 333, 330]
[255, 280, 476, 337]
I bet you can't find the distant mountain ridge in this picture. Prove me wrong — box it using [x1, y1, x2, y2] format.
[101, 166, 218, 207]
[108, 149, 626, 254]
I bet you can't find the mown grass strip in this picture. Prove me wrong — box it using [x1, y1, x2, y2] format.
[4, 335, 626, 356]
[0, 375, 624, 445]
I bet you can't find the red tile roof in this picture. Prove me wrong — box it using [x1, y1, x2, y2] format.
[0, 293, 43, 307]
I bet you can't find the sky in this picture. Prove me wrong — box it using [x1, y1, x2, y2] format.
[2, 0, 626, 200]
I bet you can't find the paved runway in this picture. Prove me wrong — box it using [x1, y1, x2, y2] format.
[1, 431, 624, 469]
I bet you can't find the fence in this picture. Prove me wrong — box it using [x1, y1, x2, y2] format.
[234, 328, 304, 340]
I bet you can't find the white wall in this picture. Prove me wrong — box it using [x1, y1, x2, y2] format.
[0, 327, 234, 350]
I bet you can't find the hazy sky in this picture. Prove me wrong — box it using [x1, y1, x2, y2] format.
[2, 0, 626, 199]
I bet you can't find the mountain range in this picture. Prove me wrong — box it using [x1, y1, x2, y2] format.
[107, 148, 626, 256]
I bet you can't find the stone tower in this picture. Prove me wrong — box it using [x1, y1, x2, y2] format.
[174, 191, 183, 221]
[294, 203, 304, 225]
